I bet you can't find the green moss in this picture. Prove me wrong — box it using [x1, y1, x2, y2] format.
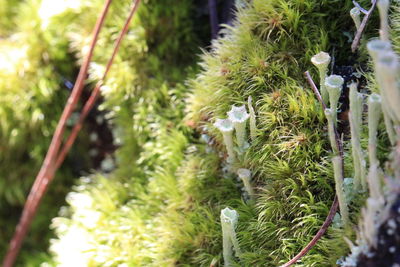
[185, 1, 375, 265]
[43, 0, 388, 266]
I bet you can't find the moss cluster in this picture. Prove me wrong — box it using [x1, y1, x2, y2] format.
[48, 0, 380, 267]
[4, 0, 396, 266]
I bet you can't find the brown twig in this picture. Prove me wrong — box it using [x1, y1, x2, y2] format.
[55, 0, 142, 170]
[280, 197, 339, 267]
[304, 71, 327, 110]
[351, 0, 378, 52]
[2, 2, 112, 266]
[280, 72, 346, 267]
[352, 1, 368, 14]
[304, 71, 344, 158]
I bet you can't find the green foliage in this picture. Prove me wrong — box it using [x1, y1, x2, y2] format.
[185, 1, 375, 265]
[0, 0, 20, 36]
[0, 0, 89, 265]
[48, 0, 209, 266]
[21, 0, 388, 266]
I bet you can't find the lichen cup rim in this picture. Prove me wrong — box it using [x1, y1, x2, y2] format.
[350, 7, 360, 16]
[367, 39, 392, 57]
[311, 51, 330, 66]
[221, 207, 238, 224]
[214, 118, 234, 132]
[325, 75, 344, 88]
[237, 168, 251, 179]
[227, 105, 249, 123]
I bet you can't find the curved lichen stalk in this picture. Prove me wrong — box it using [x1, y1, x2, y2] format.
[367, 39, 396, 145]
[237, 168, 254, 200]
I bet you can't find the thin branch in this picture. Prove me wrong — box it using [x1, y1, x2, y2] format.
[280, 197, 339, 267]
[2, 0, 141, 266]
[281, 72, 346, 267]
[2, 1, 112, 266]
[351, 0, 378, 52]
[352, 1, 368, 14]
[55, 0, 142, 170]
[304, 71, 327, 110]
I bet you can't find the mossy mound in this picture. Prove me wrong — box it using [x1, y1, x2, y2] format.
[185, 1, 377, 265]
[47, 1, 384, 267]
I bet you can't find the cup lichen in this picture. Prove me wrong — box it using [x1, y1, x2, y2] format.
[237, 168, 254, 200]
[349, 83, 366, 191]
[220, 207, 241, 266]
[247, 96, 257, 142]
[350, 7, 361, 30]
[311, 51, 331, 103]
[214, 118, 236, 163]
[325, 75, 344, 125]
[227, 105, 250, 151]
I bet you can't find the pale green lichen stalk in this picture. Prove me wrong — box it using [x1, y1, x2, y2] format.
[247, 96, 257, 142]
[325, 75, 344, 125]
[325, 108, 339, 155]
[220, 207, 241, 267]
[237, 168, 254, 200]
[350, 7, 361, 30]
[367, 40, 396, 144]
[311, 51, 331, 103]
[325, 108, 349, 226]
[214, 118, 236, 163]
[227, 105, 249, 151]
[374, 51, 400, 124]
[367, 93, 383, 200]
[367, 93, 382, 167]
[377, 0, 390, 41]
[349, 83, 366, 191]
[332, 155, 350, 226]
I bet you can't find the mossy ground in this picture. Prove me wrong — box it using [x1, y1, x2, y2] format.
[2, 0, 393, 266]
[48, 0, 376, 266]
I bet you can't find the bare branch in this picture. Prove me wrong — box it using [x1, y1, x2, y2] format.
[351, 0, 378, 52]
[304, 71, 327, 110]
[280, 71, 347, 267]
[280, 197, 339, 267]
[353, 1, 368, 14]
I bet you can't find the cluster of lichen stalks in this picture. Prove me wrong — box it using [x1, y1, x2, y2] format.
[341, 0, 400, 265]
[214, 99, 257, 265]
[214, 0, 400, 266]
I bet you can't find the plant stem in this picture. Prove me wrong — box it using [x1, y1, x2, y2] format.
[351, 0, 378, 52]
[281, 72, 346, 267]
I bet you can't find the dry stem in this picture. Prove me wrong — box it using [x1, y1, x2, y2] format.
[280, 72, 346, 267]
[351, 0, 378, 52]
